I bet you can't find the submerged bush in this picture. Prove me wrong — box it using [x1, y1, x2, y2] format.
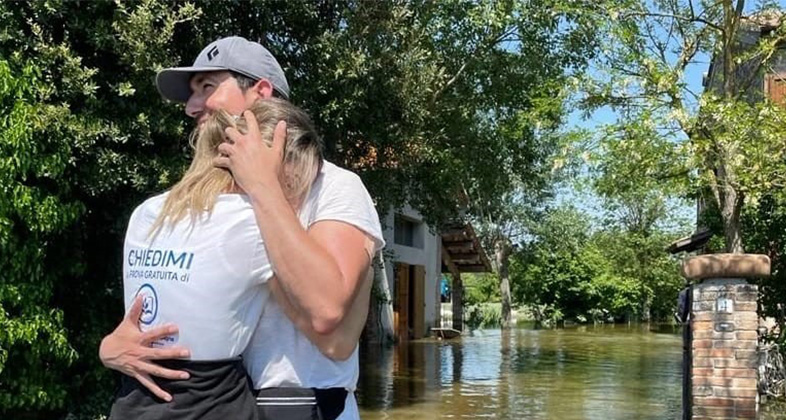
[466, 303, 503, 330]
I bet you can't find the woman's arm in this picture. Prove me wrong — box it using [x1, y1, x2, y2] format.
[98, 295, 191, 402]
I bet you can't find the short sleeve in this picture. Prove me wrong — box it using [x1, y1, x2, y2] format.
[217, 201, 274, 286]
[310, 168, 386, 254]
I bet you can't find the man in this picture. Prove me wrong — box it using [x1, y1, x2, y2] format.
[100, 36, 385, 420]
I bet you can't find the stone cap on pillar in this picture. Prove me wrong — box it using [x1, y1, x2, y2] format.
[681, 253, 771, 280]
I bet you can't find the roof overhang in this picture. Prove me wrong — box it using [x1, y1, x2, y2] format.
[440, 223, 493, 276]
[667, 229, 713, 254]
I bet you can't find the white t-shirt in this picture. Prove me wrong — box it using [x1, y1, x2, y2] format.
[123, 193, 273, 361]
[242, 161, 385, 419]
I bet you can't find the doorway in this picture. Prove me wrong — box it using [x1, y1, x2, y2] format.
[394, 262, 426, 340]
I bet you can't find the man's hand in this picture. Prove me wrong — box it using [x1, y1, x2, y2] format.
[214, 111, 286, 198]
[215, 109, 377, 336]
[99, 295, 191, 402]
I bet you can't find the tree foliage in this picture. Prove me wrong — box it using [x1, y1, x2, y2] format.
[567, 0, 786, 346]
[463, 273, 501, 306]
[511, 206, 685, 324]
[576, 0, 786, 253]
[0, 62, 80, 413]
[459, 0, 603, 327]
[0, 0, 599, 417]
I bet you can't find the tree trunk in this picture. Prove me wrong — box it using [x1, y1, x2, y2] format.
[641, 295, 651, 323]
[723, 210, 744, 253]
[708, 142, 744, 254]
[717, 164, 744, 254]
[719, 2, 744, 253]
[451, 273, 463, 331]
[494, 237, 513, 329]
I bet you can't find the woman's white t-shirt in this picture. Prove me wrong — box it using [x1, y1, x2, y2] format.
[123, 193, 273, 361]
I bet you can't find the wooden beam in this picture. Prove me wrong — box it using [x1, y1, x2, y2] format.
[441, 223, 493, 273]
[457, 264, 490, 273]
[443, 242, 475, 253]
[464, 223, 493, 272]
[441, 242, 461, 278]
[441, 262, 449, 274]
[442, 238, 474, 246]
[448, 253, 481, 261]
[451, 272, 463, 332]
[441, 232, 469, 242]
[455, 259, 481, 266]
[441, 228, 469, 237]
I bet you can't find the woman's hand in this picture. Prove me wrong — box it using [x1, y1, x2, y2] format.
[99, 295, 191, 402]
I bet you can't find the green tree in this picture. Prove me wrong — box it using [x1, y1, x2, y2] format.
[474, 192, 548, 328]
[511, 206, 600, 323]
[0, 58, 80, 415]
[737, 193, 786, 335]
[463, 272, 504, 330]
[455, 0, 602, 328]
[510, 205, 684, 323]
[1, 1, 205, 416]
[589, 130, 690, 321]
[577, 0, 786, 253]
[592, 229, 685, 321]
[463, 272, 501, 307]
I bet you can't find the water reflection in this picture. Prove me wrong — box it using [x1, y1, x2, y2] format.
[357, 324, 684, 420]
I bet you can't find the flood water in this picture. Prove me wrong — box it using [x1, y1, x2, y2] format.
[356, 324, 784, 420]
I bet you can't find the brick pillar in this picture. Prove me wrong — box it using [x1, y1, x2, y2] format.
[681, 254, 769, 420]
[690, 279, 759, 419]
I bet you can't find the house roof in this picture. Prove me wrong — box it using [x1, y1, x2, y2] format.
[742, 10, 783, 31]
[666, 228, 713, 254]
[440, 223, 493, 275]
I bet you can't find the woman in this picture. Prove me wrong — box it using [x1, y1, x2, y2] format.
[110, 98, 323, 420]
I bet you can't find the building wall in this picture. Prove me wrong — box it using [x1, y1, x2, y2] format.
[381, 205, 441, 334]
[704, 22, 786, 102]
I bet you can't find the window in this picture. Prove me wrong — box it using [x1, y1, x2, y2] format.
[765, 73, 786, 105]
[394, 214, 423, 248]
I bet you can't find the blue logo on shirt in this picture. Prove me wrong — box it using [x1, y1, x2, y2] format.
[135, 283, 158, 325]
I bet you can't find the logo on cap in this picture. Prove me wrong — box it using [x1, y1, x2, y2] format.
[207, 46, 219, 61]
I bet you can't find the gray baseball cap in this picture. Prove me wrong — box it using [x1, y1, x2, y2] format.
[156, 36, 290, 102]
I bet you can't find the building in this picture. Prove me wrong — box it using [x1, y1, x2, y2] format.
[379, 205, 491, 341]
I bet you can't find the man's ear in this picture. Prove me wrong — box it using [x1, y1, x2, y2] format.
[252, 78, 274, 99]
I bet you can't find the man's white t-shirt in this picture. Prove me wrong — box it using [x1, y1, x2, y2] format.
[243, 161, 385, 419]
[123, 193, 273, 361]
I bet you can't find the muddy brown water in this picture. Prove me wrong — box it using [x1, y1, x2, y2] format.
[356, 324, 784, 419]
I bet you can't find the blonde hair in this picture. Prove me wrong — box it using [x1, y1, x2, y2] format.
[150, 98, 323, 236]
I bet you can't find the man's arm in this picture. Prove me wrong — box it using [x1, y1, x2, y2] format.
[218, 116, 377, 334]
[98, 295, 191, 402]
[269, 266, 373, 361]
[248, 198, 371, 334]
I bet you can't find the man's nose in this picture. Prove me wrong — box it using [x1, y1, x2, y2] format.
[185, 96, 203, 119]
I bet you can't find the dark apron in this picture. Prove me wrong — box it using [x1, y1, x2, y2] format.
[254, 387, 348, 420]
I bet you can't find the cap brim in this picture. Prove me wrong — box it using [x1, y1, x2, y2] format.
[155, 66, 227, 102]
